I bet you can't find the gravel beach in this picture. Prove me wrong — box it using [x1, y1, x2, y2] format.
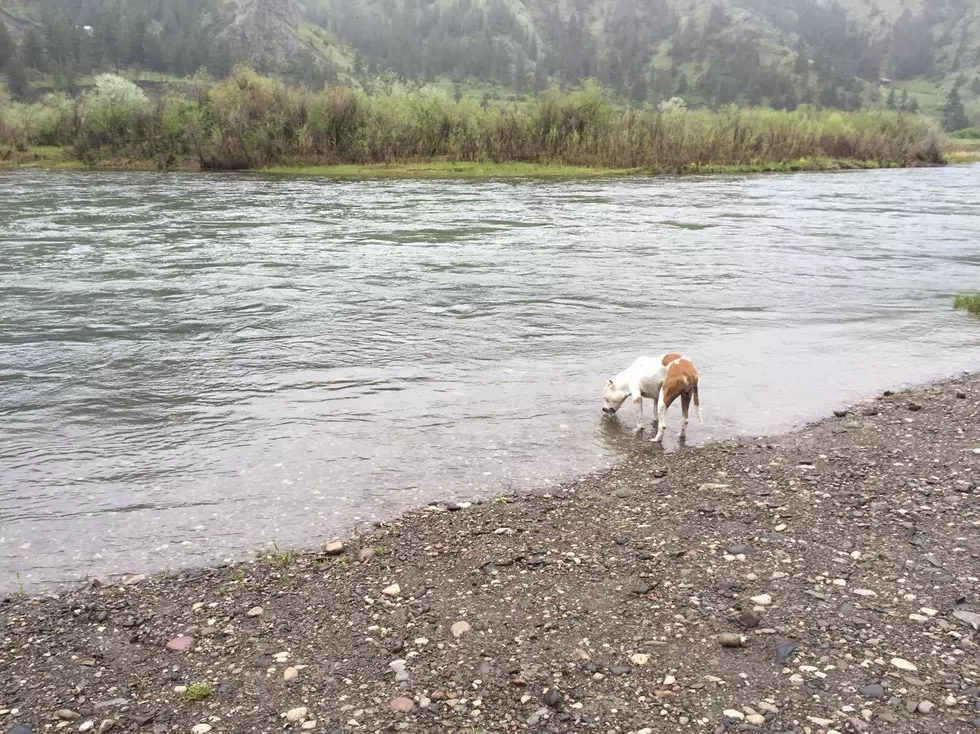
[2, 374, 979, 734]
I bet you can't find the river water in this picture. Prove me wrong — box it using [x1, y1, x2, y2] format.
[2, 167, 979, 591]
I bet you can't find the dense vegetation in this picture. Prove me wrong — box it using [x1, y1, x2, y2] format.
[0, 69, 944, 172]
[954, 293, 980, 316]
[0, 0, 977, 126]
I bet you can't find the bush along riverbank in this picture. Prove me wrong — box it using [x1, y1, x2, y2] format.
[0, 68, 948, 175]
[3, 374, 980, 733]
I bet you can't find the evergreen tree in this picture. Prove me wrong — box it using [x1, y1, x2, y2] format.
[886, 88, 896, 110]
[0, 21, 13, 70]
[794, 41, 809, 75]
[21, 28, 45, 71]
[941, 86, 968, 132]
[630, 74, 647, 103]
[675, 71, 688, 95]
[7, 52, 29, 99]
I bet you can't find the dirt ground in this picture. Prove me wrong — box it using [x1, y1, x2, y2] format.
[2, 374, 979, 734]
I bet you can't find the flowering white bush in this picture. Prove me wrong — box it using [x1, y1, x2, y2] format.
[82, 74, 150, 139]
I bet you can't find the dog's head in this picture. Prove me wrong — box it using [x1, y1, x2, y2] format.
[602, 379, 629, 414]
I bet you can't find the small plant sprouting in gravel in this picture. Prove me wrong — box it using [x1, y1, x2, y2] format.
[258, 542, 294, 568]
[181, 682, 216, 703]
[229, 567, 245, 582]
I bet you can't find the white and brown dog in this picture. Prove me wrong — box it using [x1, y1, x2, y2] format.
[602, 353, 702, 441]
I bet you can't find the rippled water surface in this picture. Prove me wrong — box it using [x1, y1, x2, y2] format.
[2, 167, 979, 590]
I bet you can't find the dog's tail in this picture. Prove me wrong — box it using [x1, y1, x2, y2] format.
[693, 384, 703, 423]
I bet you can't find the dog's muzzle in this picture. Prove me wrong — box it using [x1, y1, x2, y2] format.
[602, 407, 615, 414]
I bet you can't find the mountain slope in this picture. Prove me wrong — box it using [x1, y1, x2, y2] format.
[2, 0, 978, 124]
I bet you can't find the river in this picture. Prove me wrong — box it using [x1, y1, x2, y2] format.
[2, 166, 979, 591]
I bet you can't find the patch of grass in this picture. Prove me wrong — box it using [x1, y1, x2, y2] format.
[257, 542, 294, 568]
[229, 568, 245, 582]
[261, 157, 901, 179]
[954, 293, 980, 315]
[180, 682, 216, 703]
[262, 161, 642, 178]
[946, 150, 980, 164]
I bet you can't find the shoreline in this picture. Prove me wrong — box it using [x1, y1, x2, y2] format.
[2, 373, 979, 733]
[3, 150, 977, 178]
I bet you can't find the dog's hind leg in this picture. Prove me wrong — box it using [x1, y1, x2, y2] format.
[680, 391, 692, 438]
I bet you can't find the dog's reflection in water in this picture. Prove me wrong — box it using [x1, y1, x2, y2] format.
[599, 414, 688, 455]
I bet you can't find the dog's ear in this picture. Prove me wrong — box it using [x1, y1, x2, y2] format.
[606, 378, 613, 386]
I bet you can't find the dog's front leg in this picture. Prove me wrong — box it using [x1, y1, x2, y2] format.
[633, 395, 644, 432]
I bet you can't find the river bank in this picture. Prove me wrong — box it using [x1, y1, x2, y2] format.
[2, 373, 979, 734]
[2, 146, 976, 176]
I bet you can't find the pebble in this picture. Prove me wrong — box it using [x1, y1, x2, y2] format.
[775, 640, 797, 664]
[953, 610, 980, 630]
[283, 667, 298, 681]
[97, 722, 115, 734]
[727, 544, 755, 556]
[191, 726, 213, 734]
[451, 621, 472, 638]
[808, 717, 833, 727]
[8, 726, 32, 734]
[78, 724, 94, 733]
[324, 541, 345, 555]
[543, 688, 561, 708]
[382, 584, 401, 597]
[285, 707, 309, 722]
[890, 657, 917, 671]
[945, 696, 957, 706]
[164, 635, 194, 652]
[609, 666, 630, 676]
[723, 709, 745, 720]
[917, 700, 935, 714]
[301, 723, 316, 731]
[862, 683, 885, 699]
[718, 633, 744, 648]
[853, 589, 877, 597]
[630, 653, 651, 665]
[246, 606, 264, 617]
[663, 675, 676, 686]
[737, 610, 763, 628]
[357, 547, 374, 563]
[750, 594, 772, 606]
[745, 714, 766, 726]
[390, 697, 414, 713]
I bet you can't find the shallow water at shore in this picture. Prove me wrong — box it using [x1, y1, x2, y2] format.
[2, 166, 979, 590]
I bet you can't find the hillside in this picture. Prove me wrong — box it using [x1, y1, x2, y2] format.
[0, 0, 978, 125]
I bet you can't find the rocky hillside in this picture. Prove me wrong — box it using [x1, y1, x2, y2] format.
[1, 0, 978, 122]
